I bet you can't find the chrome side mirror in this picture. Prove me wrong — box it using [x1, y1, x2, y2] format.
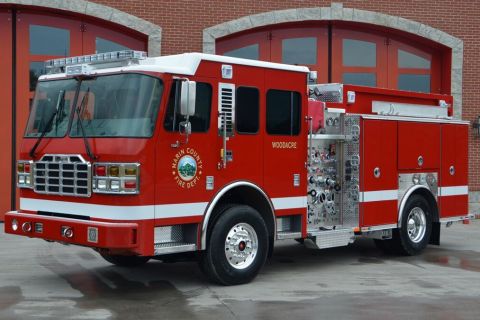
[180, 81, 196, 116]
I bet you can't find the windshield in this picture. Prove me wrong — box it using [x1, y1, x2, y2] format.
[25, 79, 78, 137]
[70, 74, 163, 137]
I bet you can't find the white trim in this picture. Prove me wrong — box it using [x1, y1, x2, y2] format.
[272, 196, 307, 210]
[156, 202, 208, 218]
[19, 198, 207, 221]
[361, 114, 469, 125]
[327, 108, 346, 114]
[372, 101, 448, 119]
[438, 186, 469, 197]
[359, 190, 398, 203]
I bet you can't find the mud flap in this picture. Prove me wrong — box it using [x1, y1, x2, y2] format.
[429, 222, 441, 245]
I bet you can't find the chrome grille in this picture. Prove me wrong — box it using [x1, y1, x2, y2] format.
[33, 154, 91, 197]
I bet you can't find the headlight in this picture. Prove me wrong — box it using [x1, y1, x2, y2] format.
[17, 160, 34, 189]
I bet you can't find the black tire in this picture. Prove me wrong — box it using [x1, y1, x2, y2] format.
[200, 205, 269, 285]
[100, 253, 150, 267]
[394, 194, 432, 256]
[294, 238, 305, 244]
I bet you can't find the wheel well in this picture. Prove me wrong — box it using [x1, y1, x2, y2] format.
[203, 185, 275, 254]
[398, 187, 441, 246]
[410, 188, 439, 222]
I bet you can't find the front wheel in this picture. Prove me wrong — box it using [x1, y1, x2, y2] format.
[200, 205, 269, 285]
[395, 194, 432, 255]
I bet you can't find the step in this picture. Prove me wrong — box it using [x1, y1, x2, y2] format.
[154, 242, 196, 255]
[308, 228, 355, 249]
[277, 231, 302, 240]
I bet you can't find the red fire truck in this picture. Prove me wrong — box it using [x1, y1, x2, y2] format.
[4, 50, 469, 285]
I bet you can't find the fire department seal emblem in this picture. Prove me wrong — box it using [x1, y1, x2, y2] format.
[172, 148, 203, 188]
[177, 156, 197, 182]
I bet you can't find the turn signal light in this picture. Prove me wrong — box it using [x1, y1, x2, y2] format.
[124, 167, 137, 176]
[109, 166, 120, 177]
[11, 219, 18, 231]
[95, 165, 106, 176]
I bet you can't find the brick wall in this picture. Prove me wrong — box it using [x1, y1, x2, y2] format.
[92, 0, 480, 191]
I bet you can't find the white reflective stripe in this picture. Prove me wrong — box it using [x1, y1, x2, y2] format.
[438, 186, 468, 197]
[20, 198, 207, 221]
[20, 198, 154, 220]
[156, 202, 208, 218]
[359, 190, 398, 203]
[272, 196, 307, 210]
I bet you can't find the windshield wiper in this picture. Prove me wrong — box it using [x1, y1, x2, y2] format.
[29, 90, 65, 158]
[76, 87, 98, 160]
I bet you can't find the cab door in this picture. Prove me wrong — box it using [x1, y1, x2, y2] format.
[155, 78, 218, 223]
[214, 65, 264, 190]
[263, 69, 307, 209]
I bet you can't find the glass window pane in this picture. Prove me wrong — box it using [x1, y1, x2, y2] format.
[96, 37, 131, 53]
[266, 90, 301, 135]
[223, 44, 259, 60]
[398, 74, 431, 93]
[30, 25, 69, 56]
[282, 37, 317, 65]
[25, 79, 78, 138]
[398, 49, 431, 69]
[343, 39, 376, 67]
[236, 87, 259, 134]
[70, 74, 163, 137]
[164, 81, 212, 133]
[343, 73, 376, 87]
[30, 62, 46, 91]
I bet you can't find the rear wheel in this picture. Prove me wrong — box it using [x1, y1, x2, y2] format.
[200, 205, 268, 285]
[394, 194, 432, 255]
[100, 253, 150, 267]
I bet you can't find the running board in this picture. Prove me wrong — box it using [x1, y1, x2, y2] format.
[154, 242, 196, 255]
[307, 229, 355, 249]
[277, 231, 302, 240]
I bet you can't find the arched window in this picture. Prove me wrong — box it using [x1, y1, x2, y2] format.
[217, 23, 447, 94]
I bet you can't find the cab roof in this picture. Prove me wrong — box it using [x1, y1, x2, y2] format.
[40, 52, 310, 80]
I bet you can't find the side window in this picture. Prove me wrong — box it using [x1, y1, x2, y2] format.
[164, 81, 212, 132]
[266, 89, 301, 135]
[236, 87, 259, 134]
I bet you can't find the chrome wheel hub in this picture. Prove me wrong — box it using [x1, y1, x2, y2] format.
[407, 207, 426, 243]
[225, 223, 258, 270]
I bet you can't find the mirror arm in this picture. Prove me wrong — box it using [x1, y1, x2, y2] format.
[184, 115, 190, 145]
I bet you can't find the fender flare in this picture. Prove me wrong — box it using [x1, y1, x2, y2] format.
[200, 181, 275, 250]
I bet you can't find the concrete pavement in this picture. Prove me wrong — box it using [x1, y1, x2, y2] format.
[0, 221, 479, 320]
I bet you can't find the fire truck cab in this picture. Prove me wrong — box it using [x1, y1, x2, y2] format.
[4, 51, 469, 285]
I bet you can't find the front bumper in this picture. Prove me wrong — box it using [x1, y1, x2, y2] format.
[4, 211, 138, 250]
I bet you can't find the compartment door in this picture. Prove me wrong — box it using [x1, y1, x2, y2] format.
[439, 124, 468, 218]
[360, 119, 398, 227]
[398, 122, 440, 170]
